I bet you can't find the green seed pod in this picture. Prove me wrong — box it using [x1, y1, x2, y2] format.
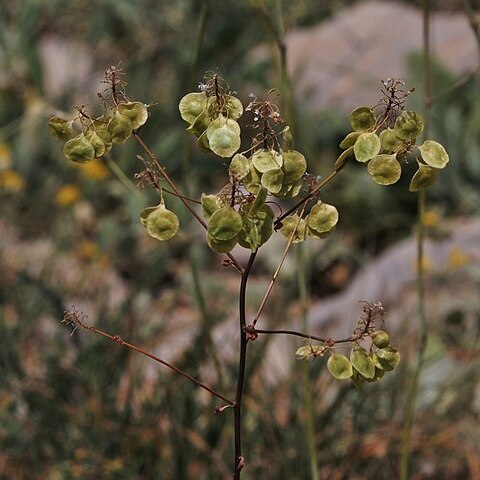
[197, 135, 211, 154]
[295, 345, 327, 361]
[239, 204, 274, 251]
[179, 92, 207, 124]
[375, 347, 400, 371]
[186, 111, 209, 137]
[353, 132, 381, 163]
[251, 149, 283, 173]
[335, 146, 354, 170]
[282, 150, 307, 183]
[261, 167, 284, 194]
[327, 353, 353, 380]
[206, 116, 241, 158]
[201, 193, 224, 220]
[63, 134, 95, 163]
[379, 128, 402, 152]
[229, 153, 250, 181]
[48, 116, 74, 141]
[307, 201, 339, 234]
[339, 131, 361, 149]
[418, 140, 449, 169]
[249, 186, 267, 216]
[367, 154, 402, 185]
[307, 225, 335, 240]
[409, 163, 439, 192]
[373, 367, 385, 380]
[207, 232, 238, 253]
[394, 111, 424, 140]
[282, 126, 294, 150]
[280, 215, 307, 243]
[238, 217, 260, 251]
[351, 369, 365, 389]
[145, 204, 179, 241]
[350, 106, 376, 132]
[350, 347, 375, 379]
[243, 164, 262, 195]
[372, 330, 390, 349]
[139, 206, 158, 227]
[85, 130, 106, 158]
[208, 207, 243, 241]
[225, 95, 243, 120]
[118, 102, 149, 130]
[108, 111, 133, 144]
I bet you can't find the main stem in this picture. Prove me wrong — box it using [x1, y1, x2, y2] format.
[233, 252, 257, 479]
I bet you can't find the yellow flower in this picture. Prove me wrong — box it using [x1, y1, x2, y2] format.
[0, 143, 13, 170]
[447, 246, 469, 269]
[0, 169, 25, 192]
[422, 209, 440, 227]
[55, 184, 81, 207]
[76, 240, 100, 260]
[78, 158, 110, 181]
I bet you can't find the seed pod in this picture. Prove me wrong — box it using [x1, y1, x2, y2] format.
[418, 140, 449, 169]
[229, 153, 250, 181]
[251, 149, 283, 173]
[206, 116, 241, 158]
[367, 154, 402, 185]
[63, 134, 95, 164]
[282, 150, 307, 183]
[144, 204, 179, 241]
[372, 330, 390, 348]
[225, 95, 243, 120]
[375, 347, 400, 371]
[238, 204, 274, 251]
[118, 102, 149, 130]
[350, 347, 375, 379]
[350, 106, 376, 132]
[307, 201, 339, 234]
[261, 167, 284, 194]
[295, 345, 327, 361]
[85, 130, 106, 158]
[354, 132, 381, 163]
[394, 111, 424, 140]
[339, 131, 361, 149]
[108, 111, 132, 144]
[48, 116, 74, 141]
[335, 146, 354, 170]
[139, 206, 158, 227]
[186, 111, 209, 137]
[208, 207, 243, 241]
[409, 163, 439, 192]
[280, 215, 307, 243]
[379, 128, 402, 152]
[327, 353, 353, 380]
[249, 186, 267, 216]
[201, 194, 224, 220]
[179, 92, 207, 124]
[243, 163, 262, 195]
[207, 232, 238, 253]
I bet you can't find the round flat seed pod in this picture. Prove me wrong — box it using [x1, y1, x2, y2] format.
[251, 149, 283, 173]
[339, 131, 361, 149]
[280, 215, 307, 243]
[282, 150, 307, 183]
[64, 134, 95, 163]
[186, 111, 209, 137]
[261, 167, 284, 194]
[140, 206, 158, 227]
[350, 106, 376, 132]
[307, 225, 335, 240]
[108, 112, 132, 144]
[85, 130, 106, 157]
[225, 95, 243, 120]
[249, 186, 267, 216]
[353, 132, 381, 163]
[201, 193, 224, 220]
[307, 201, 339, 234]
[335, 146, 354, 170]
[409, 163, 439, 192]
[145, 205, 179, 241]
[418, 140, 449, 169]
[379, 128, 402, 152]
[372, 330, 390, 349]
[48, 117, 74, 141]
[394, 111, 424, 140]
[207, 115, 240, 138]
[207, 116, 241, 158]
[208, 207, 243, 241]
[179, 92, 207, 124]
[367, 154, 402, 185]
[207, 232, 238, 253]
[350, 347, 375, 379]
[375, 347, 400, 371]
[118, 102, 149, 130]
[327, 353, 353, 380]
[229, 153, 250, 181]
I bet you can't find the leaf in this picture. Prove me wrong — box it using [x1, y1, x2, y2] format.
[179, 92, 207, 124]
[409, 163, 439, 191]
[307, 201, 339, 234]
[327, 353, 353, 380]
[251, 149, 283, 173]
[418, 140, 449, 169]
[145, 205, 179, 241]
[63, 134, 95, 163]
[282, 150, 307, 183]
[339, 131, 361, 149]
[353, 132, 381, 163]
[350, 347, 375, 379]
[208, 207, 243, 241]
[48, 116, 74, 141]
[350, 106, 376, 132]
[367, 154, 402, 185]
[394, 111, 424, 140]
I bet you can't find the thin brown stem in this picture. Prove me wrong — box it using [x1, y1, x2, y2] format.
[133, 131, 244, 274]
[233, 252, 257, 479]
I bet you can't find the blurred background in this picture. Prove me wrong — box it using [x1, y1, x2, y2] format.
[1, 0, 480, 478]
